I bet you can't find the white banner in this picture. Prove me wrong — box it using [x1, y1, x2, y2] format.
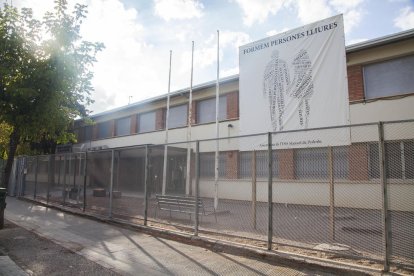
[239, 15, 350, 150]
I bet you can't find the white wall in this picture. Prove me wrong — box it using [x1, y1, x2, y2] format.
[199, 179, 414, 211]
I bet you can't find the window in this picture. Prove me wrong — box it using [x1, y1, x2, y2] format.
[138, 111, 156, 133]
[116, 117, 131, 136]
[168, 104, 187, 128]
[364, 55, 414, 99]
[200, 152, 226, 178]
[239, 151, 279, 179]
[84, 125, 92, 141]
[295, 147, 348, 179]
[196, 96, 227, 124]
[97, 121, 111, 139]
[77, 125, 93, 142]
[369, 141, 414, 179]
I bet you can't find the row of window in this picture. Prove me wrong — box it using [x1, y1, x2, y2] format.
[364, 54, 414, 100]
[200, 141, 413, 180]
[77, 95, 228, 142]
[75, 55, 414, 142]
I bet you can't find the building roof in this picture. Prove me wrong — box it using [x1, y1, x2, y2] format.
[89, 28, 414, 119]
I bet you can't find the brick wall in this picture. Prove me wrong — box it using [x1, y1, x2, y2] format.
[349, 143, 369, 181]
[130, 115, 137, 134]
[226, 151, 239, 179]
[156, 108, 165, 130]
[110, 120, 115, 137]
[226, 91, 239, 119]
[92, 124, 98, 140]
[279, 149, 295, 180]
[191, 101, 197, 125]
[347, 65, 365, 101]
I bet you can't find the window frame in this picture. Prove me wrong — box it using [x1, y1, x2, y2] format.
[363, 54, 414, 100]
[97, 121, 112, 139]
[168, 104, 188, 129]
[138, 111, 157, 133]
[196, 95, 227, 124]
[115, 116, 131, 137]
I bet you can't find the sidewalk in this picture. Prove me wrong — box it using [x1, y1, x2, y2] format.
[3, 197, 334, 276]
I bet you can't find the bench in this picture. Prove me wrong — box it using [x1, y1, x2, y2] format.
[155, 194, 217, 223]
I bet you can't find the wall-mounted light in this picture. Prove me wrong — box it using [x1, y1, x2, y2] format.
[228, 123, 233, 128]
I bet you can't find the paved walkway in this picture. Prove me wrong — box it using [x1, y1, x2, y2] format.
[3, 197, 333, 275]
[0, 256, 28, 276]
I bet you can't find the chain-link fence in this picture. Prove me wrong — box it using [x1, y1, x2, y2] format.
[13, 120, 414, 270]
[0, 159, 5, 186]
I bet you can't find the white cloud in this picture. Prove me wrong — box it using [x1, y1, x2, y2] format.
[347, 37, 368, 45]
[233, 0, 286, 26]
[394, 6, 414, 30]
[330, 0, 364, 11]
[266, 28, 290, 37]
[293, 0, 333, 24]
[154, 0, 204, 21]
[220, 31, 251, 49]
[221, 66, 239, 77]
[289, 0, 365, 34]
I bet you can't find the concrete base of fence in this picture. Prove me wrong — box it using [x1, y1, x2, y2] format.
[112, 191, 122, 198]
[17, 196, 388, 275]
[92, 189, 106, 197]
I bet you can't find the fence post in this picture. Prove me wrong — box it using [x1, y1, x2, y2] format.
[109, 150, 115, 219]
[252, 150, 257, 230]
[144, 145, 149, 226]
[34, 156, 39, 199]
[267, 132, 273, 250]
[47, 155, 52, 204]
[328, 147, 335, 241]
[194, 141, 200, 236]
[63, 154, 67, 204]
[378, 122, 390, 272]
[83, 152, 88, 212]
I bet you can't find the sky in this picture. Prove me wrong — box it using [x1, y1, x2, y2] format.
[5, 0, 414, 114]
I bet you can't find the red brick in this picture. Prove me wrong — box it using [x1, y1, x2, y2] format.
[226, 91, 239, 119]
[226, 151, 239, 179]
[349, 144, 369, 181]
[347, 65, 365, 101]
[279, 149, 295, 180]
[130, 115, 137, 134]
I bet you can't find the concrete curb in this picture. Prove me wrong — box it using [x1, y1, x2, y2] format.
[18, 197, 381, 276]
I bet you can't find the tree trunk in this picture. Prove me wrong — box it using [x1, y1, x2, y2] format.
[1, 129, 19, 190]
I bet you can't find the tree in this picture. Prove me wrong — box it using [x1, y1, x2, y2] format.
[0, 1, 103, 189]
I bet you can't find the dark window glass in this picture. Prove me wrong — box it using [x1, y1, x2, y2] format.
[197, 96, 227, 124]
[116, 117, 131, 136]
[295, 147, 348, 179]
[168, 104, 187, 128]
[364, 55, 414, 99]
[138, 111, 156, 133]
[98, 121, 111, 139]
[200, 152, 226, 178]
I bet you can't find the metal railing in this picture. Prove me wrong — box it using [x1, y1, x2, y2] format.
[12, 120, 414, 271]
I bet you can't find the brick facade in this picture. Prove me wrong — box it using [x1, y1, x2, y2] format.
[347, 65, 365, 101]
[130, 115, 137, 134]
[279, 149, 295, 180]
[349, 143, 369, 181]
[110, 119, 115, 137]
[155, 108, 165, 130]
[190, 101, 197, 125]
[226, 91, 239, 119]
[226, 151, 239, 179]
[92, 124, 98, 140]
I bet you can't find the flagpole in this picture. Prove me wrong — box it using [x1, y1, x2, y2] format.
[186, 41, 194, 195]
[162, 50, 172, 195]
[214, 30, 220, 210]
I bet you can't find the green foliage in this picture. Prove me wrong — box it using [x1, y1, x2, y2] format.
[0, 123, 12, 159]
[0, 0, 103, 151]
